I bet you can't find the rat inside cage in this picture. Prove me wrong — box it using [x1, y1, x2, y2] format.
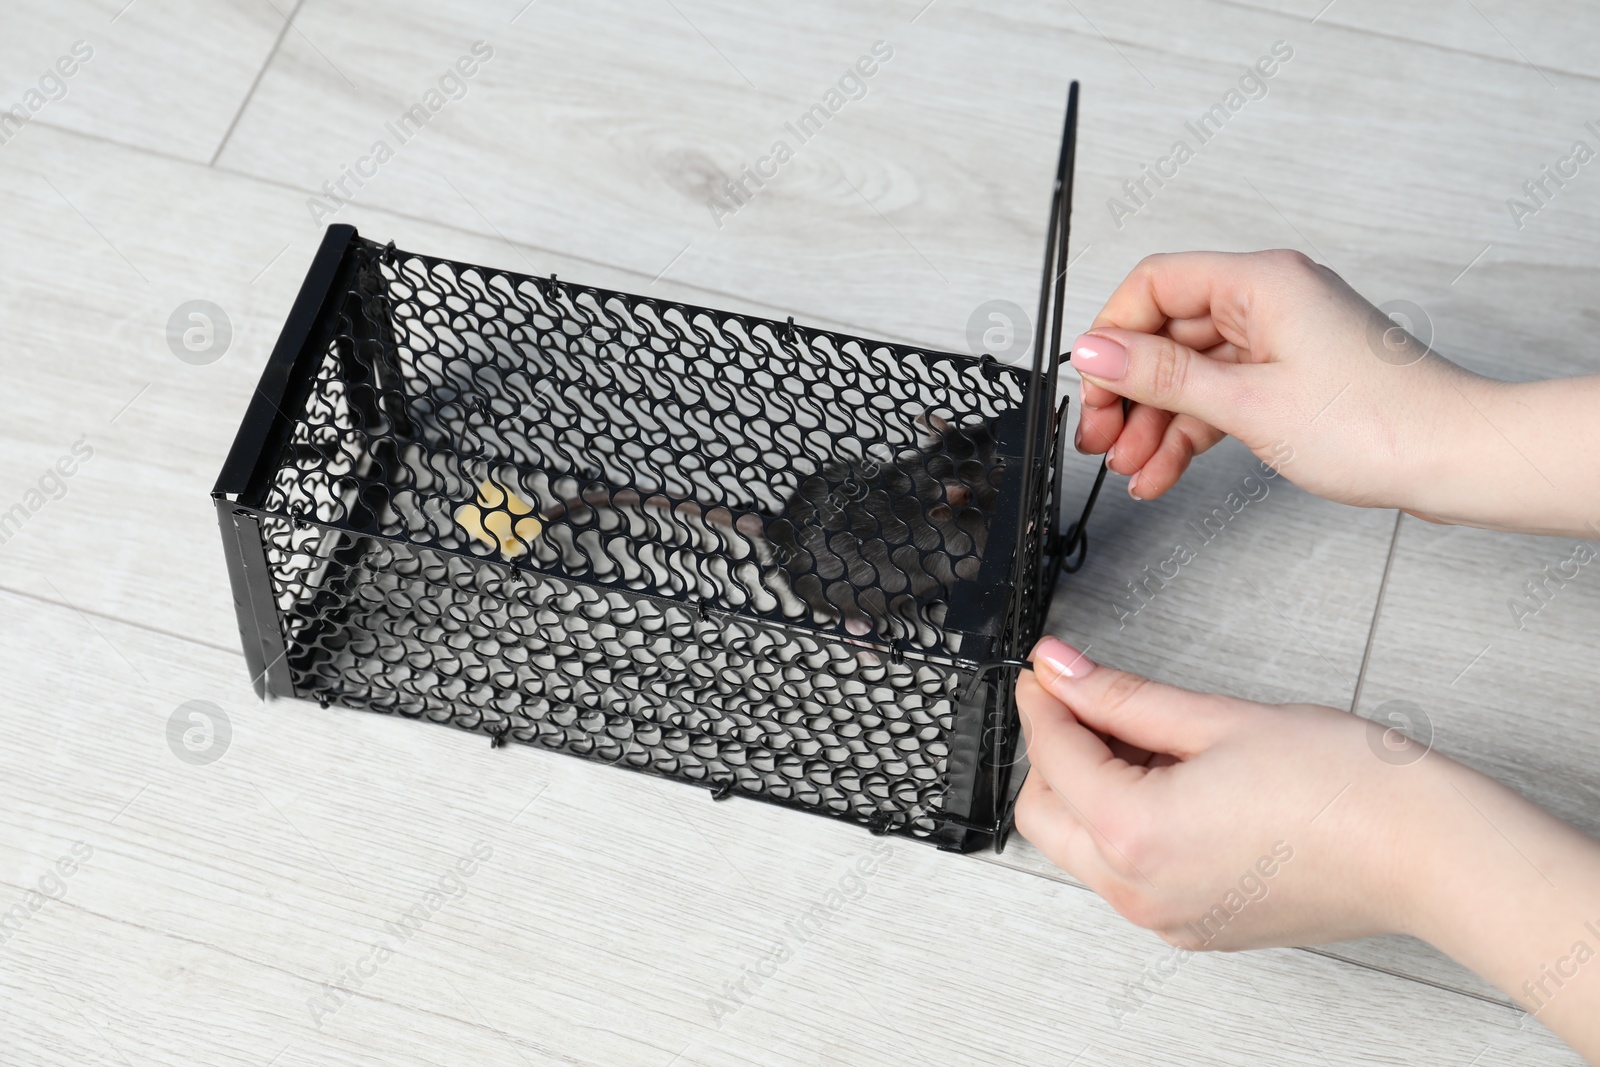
[213, 85, 1087, 853]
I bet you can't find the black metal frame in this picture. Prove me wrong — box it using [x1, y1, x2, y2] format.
[211, 84, 1084, 853]
[990, 81, 1081, 849]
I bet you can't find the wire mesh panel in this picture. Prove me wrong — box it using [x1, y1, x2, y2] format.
[213, 90, 1078, 852]
[261, 522, 973, 840]
[273, 240, 1030, 651]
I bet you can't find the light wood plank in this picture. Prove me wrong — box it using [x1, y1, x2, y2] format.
[1223, 0, 1600, 84]
[0, 0, 289, 163]
[1042, 440, 1396, 710]
[212, 0, 1600, 381]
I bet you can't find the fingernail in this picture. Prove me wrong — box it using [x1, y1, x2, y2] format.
[1035, 637, 1096, 684]
[1128, 472, 1142, 500]
[1071, 333, 1128, 380]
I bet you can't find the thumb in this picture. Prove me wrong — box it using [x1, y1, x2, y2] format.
[1070, 328, 1247, 431]
[1028, 637, 1240, 759]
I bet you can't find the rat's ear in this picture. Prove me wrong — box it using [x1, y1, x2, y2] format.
[913, 411, 950, 445]
[943, 482, 972, 507]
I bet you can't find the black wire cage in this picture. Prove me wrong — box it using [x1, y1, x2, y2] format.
[213, 86, 1086, 853]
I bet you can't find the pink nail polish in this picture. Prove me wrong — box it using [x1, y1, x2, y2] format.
[1034, 637, 1096, 683]
[1071, 333, 1129, 380]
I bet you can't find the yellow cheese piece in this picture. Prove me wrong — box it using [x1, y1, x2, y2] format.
[455, 478, 543, 558]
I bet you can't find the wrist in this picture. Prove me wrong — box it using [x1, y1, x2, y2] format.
[1399, 372, 1600, 536]
[1387, 365, 1510, 527]
[1381, 754, 1500, 947]
[1393, 755, 1600, 1025]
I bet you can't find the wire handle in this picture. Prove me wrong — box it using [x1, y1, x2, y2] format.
[959, 657, 1036, 704]
[1059, 455, 1109, 574]
[1057, 392, 1126, 574]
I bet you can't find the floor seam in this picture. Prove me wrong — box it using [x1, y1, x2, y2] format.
[208, 0, 310, 168]
[977, 852, 1518, 1010]
[0, 584, 244, 659]
[1298, 945, 1516, 1012]
[1347, 509, 1404, 715]
[1210, 0, 1600, 87]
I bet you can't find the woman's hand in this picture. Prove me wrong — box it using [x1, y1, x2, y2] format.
[1070, 250, 1600, 537]
[1015, 636, 1600, 1057]
[1013, 634, 1430, 949]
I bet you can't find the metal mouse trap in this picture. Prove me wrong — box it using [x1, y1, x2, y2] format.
[213, 85, 1093, 852]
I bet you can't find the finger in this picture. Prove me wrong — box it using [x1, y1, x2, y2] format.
[1012, 770, 1120, 889]
[1080, 375, 1125, 411]
[1015, 668, 1137, 824]
[1127, 414, 1224, 501]
[1075, 378, 1124, 454]
[1105, 734, 1157, 766]
[1105, 403, 1172, 476]
[1160, 315, 1225, 354]
[1015, 662, 1068, 751]
[1020, 673, 1210, 784]
[1071, 329, 1256, 435]
[1015, 766, 1077, 837]
[1090, 250, 1257, 347]
[1076, 406, 1121, 455]
[1029, 637, 1241, 758]
[1199, 340, 1253, 365]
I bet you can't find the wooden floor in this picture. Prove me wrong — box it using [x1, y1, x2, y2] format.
[2, 0, 1596, 1063]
